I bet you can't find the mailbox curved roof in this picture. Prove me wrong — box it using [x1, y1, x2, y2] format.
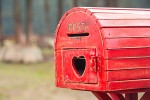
[55, 7, 150, 47]
[56, 7, 150, 43]
[66, 7, 150, 27]
[57, 7, 150, 26]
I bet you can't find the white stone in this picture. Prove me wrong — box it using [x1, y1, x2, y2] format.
[0, 47, 5, 61]
[3, 45, 22, 63]
[22, 46, 43, 64]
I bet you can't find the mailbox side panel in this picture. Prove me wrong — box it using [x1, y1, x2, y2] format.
[102, 28, 150, 91]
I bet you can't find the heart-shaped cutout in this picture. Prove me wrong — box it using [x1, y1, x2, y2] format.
[72, 56, 86, 76]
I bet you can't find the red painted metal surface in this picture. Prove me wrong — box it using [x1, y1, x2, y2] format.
[125, 93, 138, 100]
[54, 7, 150, 99]
[141, 92, 150, 100]
[109, 93, 125, 100]
[92, 91, 150, 100]
[92, 91, 112, 100]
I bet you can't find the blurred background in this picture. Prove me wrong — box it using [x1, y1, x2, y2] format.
[0, 0, 150, 100]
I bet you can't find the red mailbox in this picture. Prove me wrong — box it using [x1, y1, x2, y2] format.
[55, 7, 150, 99]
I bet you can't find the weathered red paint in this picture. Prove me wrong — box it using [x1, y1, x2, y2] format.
[54, 7, 150, 98]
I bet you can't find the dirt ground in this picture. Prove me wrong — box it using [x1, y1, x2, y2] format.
[0, 61, 97, 100]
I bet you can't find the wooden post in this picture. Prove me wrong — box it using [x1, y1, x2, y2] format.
[44, 0, 51, 35]
[26, 0, 33, 45]
[0, 0, 3, 46]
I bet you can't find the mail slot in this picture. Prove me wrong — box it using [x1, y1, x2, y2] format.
[54, 7, 150, 92]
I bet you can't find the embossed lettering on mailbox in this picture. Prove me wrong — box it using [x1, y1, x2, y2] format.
[68, 22, 89, 32]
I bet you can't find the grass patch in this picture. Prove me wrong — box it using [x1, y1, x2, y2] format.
[41, 47, 54, 56]
[0, 62, 54, 78]
[0, 62, 55, 100]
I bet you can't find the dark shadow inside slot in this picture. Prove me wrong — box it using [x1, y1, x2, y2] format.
[68, 33, 89, 37]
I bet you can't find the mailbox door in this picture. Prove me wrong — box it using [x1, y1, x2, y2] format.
[63, 48, 98, 83]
